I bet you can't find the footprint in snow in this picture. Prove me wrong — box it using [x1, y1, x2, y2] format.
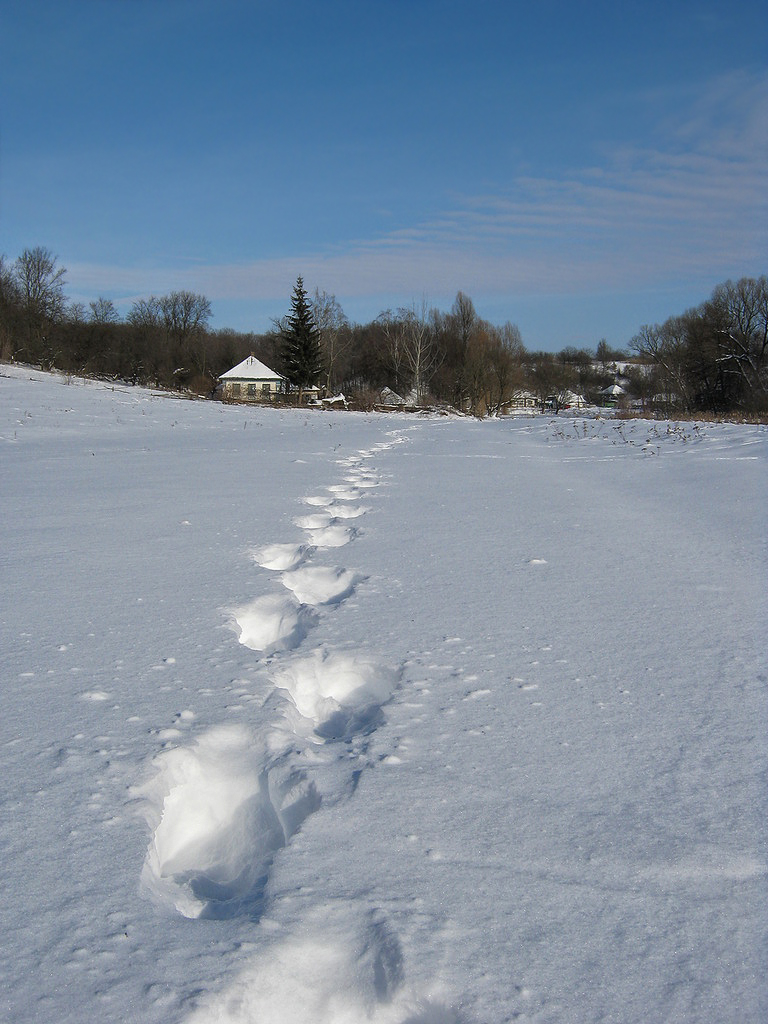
[325, 484, 362, 499]
[323, 501, 369, 519]
[345, 475, 379, 488]
[253, 542, 311, 572]
[181, 904, 465, 1022]
[136, 724, 320, 920]
[272, 648, 400, 738]
[280, 565, 365, 606]
[231, 593, 317, 654]
[304, 522, 358, 548]
[293, 512, 334, 531]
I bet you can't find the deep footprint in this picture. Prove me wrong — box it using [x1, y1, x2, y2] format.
[231, 593, 317, 653]
[280, 566, 365, 606]
[305, 522, 358, 548]
[253, 542, 312, 571]
[272, 648, 400, 738]
[137, 724, 321, 919]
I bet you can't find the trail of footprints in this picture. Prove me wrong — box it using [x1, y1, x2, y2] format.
[137, 433, 409, 922]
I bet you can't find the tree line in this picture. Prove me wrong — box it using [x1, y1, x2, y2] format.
[630, 277, 768, 415]
[1, 247, 765, 415]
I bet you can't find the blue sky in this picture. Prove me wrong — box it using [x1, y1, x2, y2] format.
[1, 0, 766, 351]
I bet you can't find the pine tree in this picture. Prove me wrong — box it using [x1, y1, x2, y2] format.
[281, 276, 322, 402]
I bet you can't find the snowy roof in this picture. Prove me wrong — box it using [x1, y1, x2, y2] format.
[379, 387, 405, 405]
[563, 390, 588, 404]
[219, 356, 284, 381]
[601, 384, 626, 395]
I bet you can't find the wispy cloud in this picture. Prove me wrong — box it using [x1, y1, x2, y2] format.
[67, 71, 767, 317]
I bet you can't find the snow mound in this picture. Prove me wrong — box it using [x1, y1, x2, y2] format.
[306, 522, 358, 548]
[280, 565, 365, 606]
[346, 475, 379, 488]
[231, 593, 316, 653]
[186, 903, 461, 1024]
[254, 542, 311, 571]
[294, 512, 334, 530]
[325, 484, 362, 499]
[137, 725, 320, 919]
[325, 501, 369, 519]
[272, 649, 400, 735]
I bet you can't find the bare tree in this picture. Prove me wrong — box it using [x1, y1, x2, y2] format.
[484, 321, 524, 416]
[312, 288, 350, 393]
[157, 291, 212, 386]
[397, 300, 439, 403]
[376, 309, 410, 396]
[448, 291, 478, 409]
[708, 276, 768, 404]
[159, 290, 212, 349]
[451, 291, 477, 350]
[525, 353, 578, 413]
[127, 297, 165, 384]
[67, 302, 87, 324]
[14, 247, 66, 320]
[0, 255, 23, 360]
[89, 297, 119, 324]
[0, 254, 20, 306]
[13, 247, 67, 363]
[127, 296, 162, 333]
[631, 316, 693, 413]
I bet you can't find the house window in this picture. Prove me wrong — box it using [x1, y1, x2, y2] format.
[262, 382, 271, 394]
[247, 383, 257, 396]
[231, 383, 241, 397]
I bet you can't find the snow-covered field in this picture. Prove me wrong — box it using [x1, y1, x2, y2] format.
[2, 366, 766, 1024]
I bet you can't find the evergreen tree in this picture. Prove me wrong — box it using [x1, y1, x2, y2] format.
[281, 276, 322, 400]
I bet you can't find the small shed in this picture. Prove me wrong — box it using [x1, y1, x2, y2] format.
[219, 356, 286, 403]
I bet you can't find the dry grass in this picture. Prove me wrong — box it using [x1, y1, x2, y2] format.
[614, 408, 768, 425]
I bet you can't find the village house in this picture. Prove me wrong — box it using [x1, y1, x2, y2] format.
[599, 383, 626, 407]
[505, 389, 539, 412]
[218, 356, 286, 403]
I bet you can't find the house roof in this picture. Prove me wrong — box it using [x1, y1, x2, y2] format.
[379, 387, 405, 405]
[219, 356, 284, 381]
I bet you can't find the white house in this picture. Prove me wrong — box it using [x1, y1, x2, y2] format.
[218, 356, 286, 403]
[545, 389, 588, 411]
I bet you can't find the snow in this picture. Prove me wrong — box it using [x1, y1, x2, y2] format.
[1, 365, 766, 1023]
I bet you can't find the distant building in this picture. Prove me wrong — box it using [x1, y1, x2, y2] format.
[545, 390, 588, 411]
[506, 390, 539, 412]
[218, 356, 286, 403]
[600, 383, 626, 407]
